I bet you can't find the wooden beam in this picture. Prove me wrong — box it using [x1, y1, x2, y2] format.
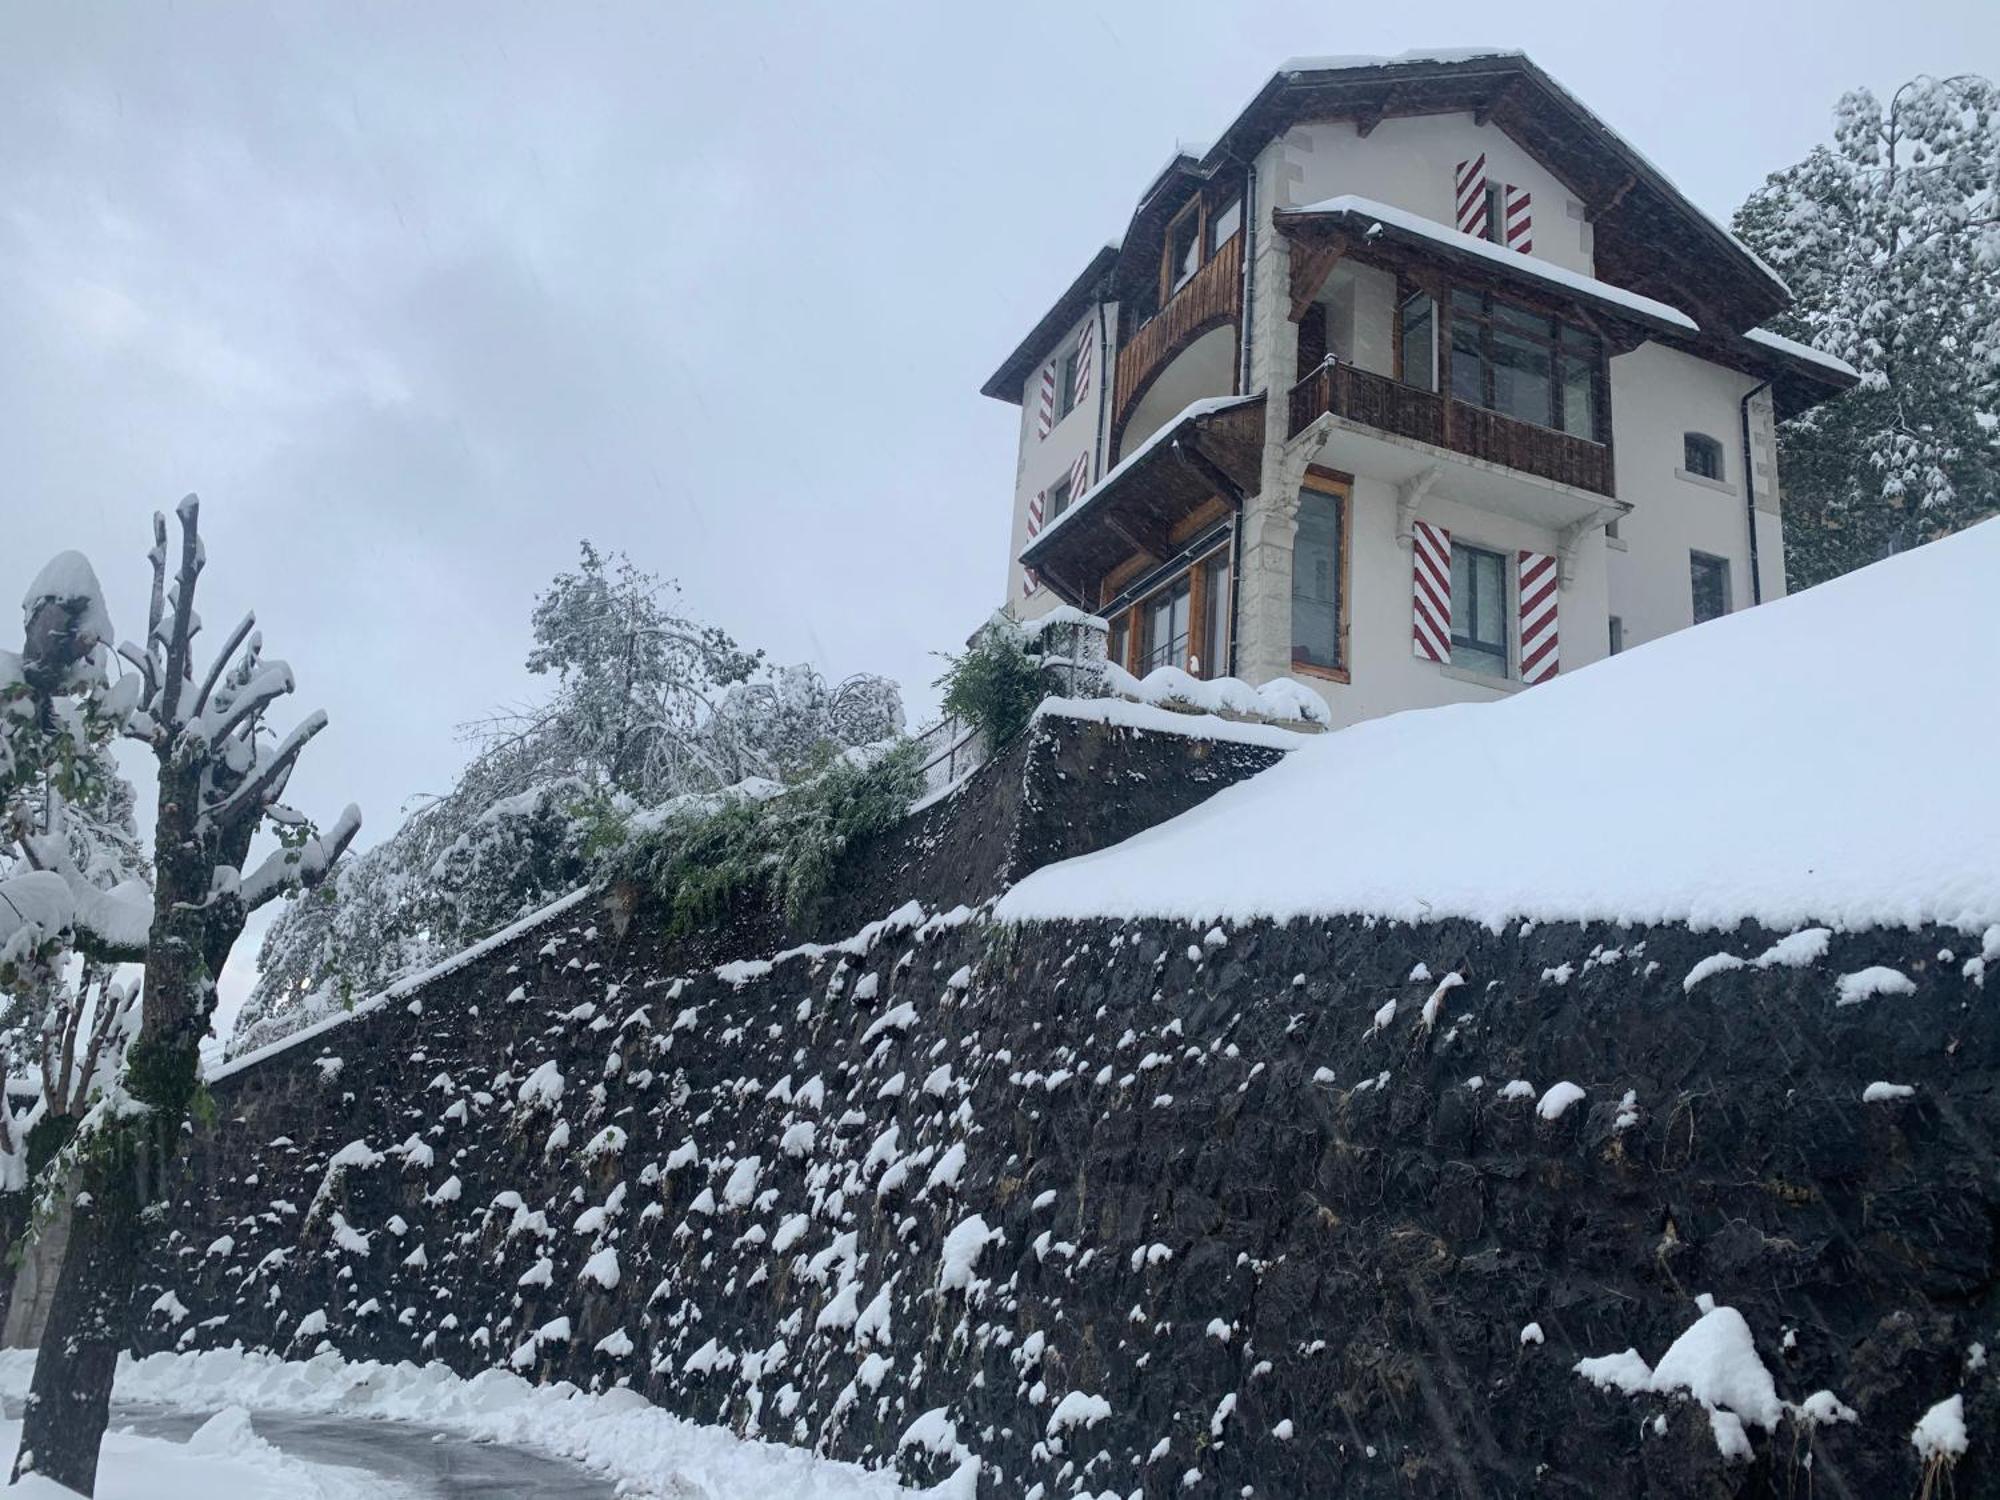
[1473, 79, 1517, 128]
[1586, 173, 1638, 224]
[1289, 232, 1349, 322]
[1355, 86, 1399, 138]
[1106, 510, 1172, 561]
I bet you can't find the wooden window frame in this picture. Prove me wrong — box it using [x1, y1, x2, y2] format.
[1444, 288, 1606, 443]
[1105, 539, 1234, 681]
[1207, 193, 1243, 257]
[1289, 466, 1352, 684]
[1160, 197, 1206, 307]
[1449, 539, 1511, 675]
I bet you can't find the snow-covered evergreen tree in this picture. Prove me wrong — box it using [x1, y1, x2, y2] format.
[235, 544, 905, 1052]
[1735, 74, 2000, 586]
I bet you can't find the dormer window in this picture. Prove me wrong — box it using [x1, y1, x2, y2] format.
[1209, 195, 1243, 253]
[1684, 432, 1724, 481]
[1166, 202, 1202, 295]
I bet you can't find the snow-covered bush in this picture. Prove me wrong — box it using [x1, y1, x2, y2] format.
[237, 542, 909, 1052]
[934, 616, 1061, 750]
[605, 739, 924, 935]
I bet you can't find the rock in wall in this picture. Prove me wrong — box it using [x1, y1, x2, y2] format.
[148, 895, 1997, 1497]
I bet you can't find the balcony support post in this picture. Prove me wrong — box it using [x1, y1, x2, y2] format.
[1396, 466, 1443, 545]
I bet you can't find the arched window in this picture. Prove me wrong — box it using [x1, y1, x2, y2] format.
[1684, 432, 1724, 481]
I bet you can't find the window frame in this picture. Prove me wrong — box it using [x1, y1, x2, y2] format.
[1138, 573, 1193, 675]
[1056, 349, 1081, 421]
[1288, 469, 1352, 682]
[1690, 550, 1731, 624]
[1683, 432, 1724, 482]
[1442, 288, 1606, 442]
[1162, 198, 1204, 303]
[1207, 194, 1243, 257]
[1103, 537, 1236, 681]
[1448, 540, 1511, 677]
[1045, 474, 1075, 523]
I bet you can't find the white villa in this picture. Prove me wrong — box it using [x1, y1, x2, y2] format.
[985, 50, 1854, 724]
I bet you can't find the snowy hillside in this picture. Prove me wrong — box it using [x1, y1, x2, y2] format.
[1000, 521, 2000, 934]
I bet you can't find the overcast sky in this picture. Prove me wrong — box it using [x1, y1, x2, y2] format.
[3, 0, 1994, 1017]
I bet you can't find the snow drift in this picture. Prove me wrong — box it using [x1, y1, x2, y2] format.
[1000, 520, 2000, 933]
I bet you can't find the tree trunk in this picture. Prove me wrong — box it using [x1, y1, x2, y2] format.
[8, 1129, 145, 1495]
[2, 1177, 79, 1349]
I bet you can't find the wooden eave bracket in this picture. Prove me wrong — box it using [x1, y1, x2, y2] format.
[1396, 466, 1442, 545]
[1287, 231, 1350, 321]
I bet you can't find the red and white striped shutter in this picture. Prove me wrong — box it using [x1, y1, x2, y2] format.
[1073, 318, 1094, 410]
[1454, 156, 1489, 238]
[1411, 520, 1452, 662]
[1036, 361, 1056, 438]
[1021, 489, 1046, 596]
[1517, 549, 1559, 682]
[1068, 448, 1090, 502]
[1504, 185, 1533, 254]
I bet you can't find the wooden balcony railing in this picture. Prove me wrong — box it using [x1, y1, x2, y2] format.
[1288, 359, 1614, 497]
[1111, 232, 1244, 441]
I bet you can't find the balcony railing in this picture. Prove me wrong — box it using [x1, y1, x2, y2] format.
[1288, 359, 1614, 497]
[1111, 232, 1244, 441]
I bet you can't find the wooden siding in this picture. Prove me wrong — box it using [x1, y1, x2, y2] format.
[1288, 360, 1614, 497]
[1111, 231, 1243, 447]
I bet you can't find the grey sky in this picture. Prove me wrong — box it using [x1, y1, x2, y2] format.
[3, 0, 1994, 1017]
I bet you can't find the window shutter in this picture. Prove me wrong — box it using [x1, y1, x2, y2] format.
[1504, 185, 1533, 254]
[1518, 549, 1559, 682]
[1022, 489, 1046, 596]
[1036, 361, 1056, 438]
[1454, 156, 1489, 238]
[1073, 318, 1094, 410]
[1068, 448, 1090, 502]
[1412, 519, 1452, 662]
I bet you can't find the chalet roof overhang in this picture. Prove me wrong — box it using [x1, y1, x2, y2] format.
[981, 245, 1122, 404]
[1020, 394, 1265, 606]
[1207, 53, 1790, 328]
[1274, 199, 1695, 348]
[987, 53, 1797, 394]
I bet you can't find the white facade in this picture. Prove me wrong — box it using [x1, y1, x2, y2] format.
[987, 56, 1847, 729]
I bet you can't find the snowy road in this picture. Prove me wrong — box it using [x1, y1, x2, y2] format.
[116, 1405, 617, 1497]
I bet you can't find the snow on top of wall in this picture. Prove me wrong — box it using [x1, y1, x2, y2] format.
[1035, 697, 1316, 754]
[999, 520, 2000, 935]
[210, 886, 594, 1080]
[1024, 393, 1261, 557]
[1744, 327, 1859, 379]
[1287, 195, 1700, 333]
[1101, 664, 1331, 725]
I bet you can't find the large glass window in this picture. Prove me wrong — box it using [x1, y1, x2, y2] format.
[1141, 576, 1191, 673]
[1107, 612, 1129, 672]
[1447, 292, 1603, 439]
[1290, 488, 1343, 671]
[1201, 551, 1231, 679]
[1400, 291, 1437, 392]
[1691, 552, 1730, 624]
[1450, 542, 1508, 676]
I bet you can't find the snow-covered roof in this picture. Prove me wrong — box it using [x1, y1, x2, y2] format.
[1285, 195, 1699, 334]
[1744, 327, 1859, 380]
[1000, 518, 2000, 934]
[1021, 393, 1261, 561]
[1278, 48, 1523, 72]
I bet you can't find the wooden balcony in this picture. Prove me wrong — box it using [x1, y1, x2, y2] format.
[1288, 359, 1614, 497]
[1111, 231, 1243, 445]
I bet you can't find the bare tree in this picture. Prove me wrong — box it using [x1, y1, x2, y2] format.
[10, 498, 358, 1494]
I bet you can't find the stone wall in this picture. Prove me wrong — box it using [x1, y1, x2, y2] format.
[145, 889, 1996, 1497]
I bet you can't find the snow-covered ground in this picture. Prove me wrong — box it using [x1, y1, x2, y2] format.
[1000, 520, 2000, 934]
[3, 1406, 394, 1500]
[0, 1348, 930, 1500]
